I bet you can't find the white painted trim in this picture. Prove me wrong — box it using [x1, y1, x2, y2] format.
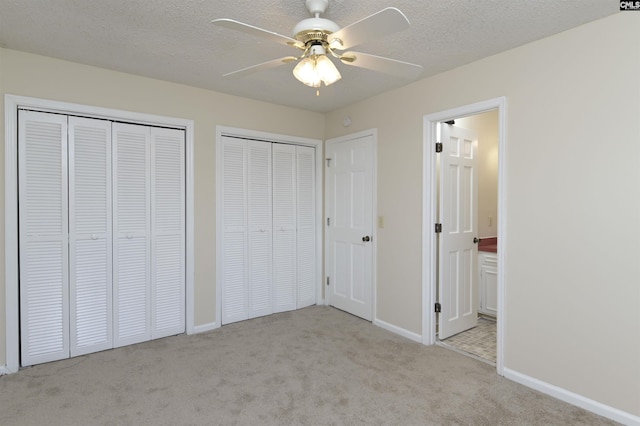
[214, 126, 324, 327]
[0, 366, 12, 376]
[4, 96, 20, 374]
[504, 368, 640, 426]
[373, 319, 422, 343]
[185, 118, 196, 335]
[4, 94, 195, 371]
[324, 129, 378, 321]
[193, 322, 220, 334]
[422, 97, 507, 376]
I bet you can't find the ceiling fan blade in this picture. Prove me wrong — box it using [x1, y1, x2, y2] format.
[329, 8, 410, 50]
[212, 18, 304, 49]
[340, 51, 423, 80]
[223, 56, 298, 79]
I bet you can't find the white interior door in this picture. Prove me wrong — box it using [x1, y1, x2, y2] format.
[220, 137, 249, 324]
[18, 110, 70, 366]
[272, 144, 297, 313]
[438, 124, 479, 339]
[68, 116, 113, 357]
[247, 140, 273, 319]
[113, 123, 151, 347]
[150, 127, 186, 338]
[296, 145, 316, 308]
[325, 133, 374, 321]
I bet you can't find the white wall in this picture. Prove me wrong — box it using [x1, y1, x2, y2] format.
[0, 47, 325, 367]
[456, 110, 499, 238]
[2, 11, 639, 421]
[325, 13, 640, 417]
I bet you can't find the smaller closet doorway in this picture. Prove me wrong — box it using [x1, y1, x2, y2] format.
[215, 127, 323, 326]
[4, 95, 195, 374]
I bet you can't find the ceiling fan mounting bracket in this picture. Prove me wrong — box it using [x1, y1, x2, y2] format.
[305, 0, 329, 16]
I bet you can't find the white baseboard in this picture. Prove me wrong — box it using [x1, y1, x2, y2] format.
[192, 322, 219, 334]
[503, 368, 640, 426]
[373, 318, 422, 343]
[0, 365, 12, 376]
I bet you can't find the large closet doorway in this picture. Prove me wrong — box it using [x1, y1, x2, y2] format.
[18, 110, 186, 366]
[3, 95, 195, 373]
[216, 128, 322, 325]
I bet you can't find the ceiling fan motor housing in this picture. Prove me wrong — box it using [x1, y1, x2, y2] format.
[293, 18, 340, 43]
[294, 0, 340, 46]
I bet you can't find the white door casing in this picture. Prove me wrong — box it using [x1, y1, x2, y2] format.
[325, 131, 375, 321]
[5, 95, 195, 374]
[438, 124, 479, 340]
[422, 98, 506, 374]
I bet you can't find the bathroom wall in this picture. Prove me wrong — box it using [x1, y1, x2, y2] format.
[457, 110, 499, 238]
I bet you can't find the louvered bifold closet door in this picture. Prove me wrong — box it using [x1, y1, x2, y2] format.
[221, 137, 249, 324]
[113, 123, 151, 347]
[247, 141, 273, 319]
[18, 111, 70, 367]
[68, 117, 113, 357]
[272, 144, 297, 313]
[296, 146, 316, 308]
[150, 127, 186, 338]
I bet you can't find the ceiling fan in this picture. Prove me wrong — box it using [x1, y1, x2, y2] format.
[212, 0, 423, 88]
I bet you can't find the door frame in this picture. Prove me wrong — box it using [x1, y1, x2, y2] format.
[4, 94, 195, 374]
[324, 129, 377, 321]
[422, 97, 506, 375]
[214, 126, 324, 327]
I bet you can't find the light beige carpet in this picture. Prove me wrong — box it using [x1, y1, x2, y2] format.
[0, 306, 616, 425]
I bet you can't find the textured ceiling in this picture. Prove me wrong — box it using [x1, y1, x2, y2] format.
[0, 0, 619, 112]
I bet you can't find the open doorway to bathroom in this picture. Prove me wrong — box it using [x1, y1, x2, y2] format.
[436, 110, 499, 364]
[422, 97, 505, 374]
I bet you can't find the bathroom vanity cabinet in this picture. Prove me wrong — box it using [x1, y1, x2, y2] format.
[479, 251, 498, 317]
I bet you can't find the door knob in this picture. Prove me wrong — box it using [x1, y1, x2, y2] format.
[473, 237, 480, 244]
[362, 236, 370, 242]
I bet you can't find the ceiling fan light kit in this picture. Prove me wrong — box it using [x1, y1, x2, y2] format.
[293, 43, 342, 87]
[212, 0, 423, 89]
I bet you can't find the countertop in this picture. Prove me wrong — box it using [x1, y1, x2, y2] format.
[478, 237, 497, 253]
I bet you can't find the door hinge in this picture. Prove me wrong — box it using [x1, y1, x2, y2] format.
[326, 277, 330, 286]
[435, 302, 441, 313]
[435, 223, 442, 233]
[327, 217, 330, 226]
[325, 158, 332, 167]
[435, 142, 443, 153]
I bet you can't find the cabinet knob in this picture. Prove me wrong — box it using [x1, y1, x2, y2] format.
[91, 234, 98, 240]
[362, 236, 371, 242]
[473, 237, 480, 244]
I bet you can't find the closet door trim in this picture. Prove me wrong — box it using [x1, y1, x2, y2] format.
[215, 126, 323, 327]
[4, 95, 195, 374]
